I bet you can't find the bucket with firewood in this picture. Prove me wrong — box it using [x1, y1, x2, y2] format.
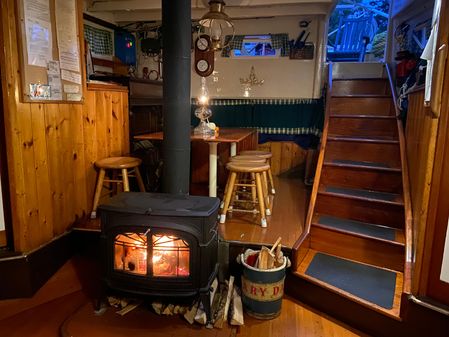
[238, 237, 290, 319]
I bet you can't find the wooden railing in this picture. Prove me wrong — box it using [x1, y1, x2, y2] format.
[385, 64, 413, 297]
[292, 63, 332, 266]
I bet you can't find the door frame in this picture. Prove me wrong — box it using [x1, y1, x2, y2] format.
[0, 1, 14, 250]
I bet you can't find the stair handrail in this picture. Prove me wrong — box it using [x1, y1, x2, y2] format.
[292, 62, 332, 255]
[385, 63, 413, 297]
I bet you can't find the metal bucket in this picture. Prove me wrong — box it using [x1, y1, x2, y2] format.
[240, 254, 287, 319]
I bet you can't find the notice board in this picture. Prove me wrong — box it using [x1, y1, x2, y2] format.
[18, 0, 83, 102]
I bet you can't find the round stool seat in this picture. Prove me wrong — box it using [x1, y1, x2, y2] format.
[226, 161, 270, 173]
[230, 155, 266, 163]
[239, 150, 272, 159]
[95, 156, 142, 169]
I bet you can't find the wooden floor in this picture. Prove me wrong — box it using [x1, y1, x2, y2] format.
[74, 171, 308, 249]
[0, 258, 369, 337]
[219, 171, 307, 248]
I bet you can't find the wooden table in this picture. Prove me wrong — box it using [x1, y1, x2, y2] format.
[134, 128, 257, 197]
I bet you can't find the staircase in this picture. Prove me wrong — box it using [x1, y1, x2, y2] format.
[287, 65, 412, 336]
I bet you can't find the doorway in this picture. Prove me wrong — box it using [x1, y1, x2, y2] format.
[327, 0, 390, 62]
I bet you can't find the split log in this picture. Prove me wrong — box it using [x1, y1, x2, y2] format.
[258, 246, 275, 269]
[214, 276, 234, 328]
[152, 302, 164, 315]
[195, 278, 219, 325]
[116, 300, 142, 316]
[229, 287, 244, 326]
[184, 301, 199, 324]
[162, 304, 175, 315]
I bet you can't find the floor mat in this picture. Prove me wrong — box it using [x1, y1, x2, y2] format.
[305, 252, 397, 309]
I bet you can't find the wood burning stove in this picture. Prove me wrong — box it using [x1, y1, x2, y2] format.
[98, 192, 219, 322]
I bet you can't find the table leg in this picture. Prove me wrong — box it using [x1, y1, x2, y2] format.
[230, 142, 237, 157]
[209, 142, 218, 197]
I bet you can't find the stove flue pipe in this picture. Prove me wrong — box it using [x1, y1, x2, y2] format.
[161, 0, 191, 194]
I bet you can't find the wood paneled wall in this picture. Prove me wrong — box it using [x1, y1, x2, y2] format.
[258, 141, 307, 176]
[0, 0, 129, 252]
[404, 89, 439, 293]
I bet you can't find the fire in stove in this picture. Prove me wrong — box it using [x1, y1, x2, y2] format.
[114, 233, 190, 277]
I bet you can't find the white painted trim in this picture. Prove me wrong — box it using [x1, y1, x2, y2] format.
[440, 217, 449, 284]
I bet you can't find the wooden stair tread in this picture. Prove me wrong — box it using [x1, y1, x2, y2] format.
[327, 135, 399, 144]
[333, 78, 388, 81]
[312, 214, 405, 245]
[318, 185, 404, 206]
[324, 159, 401, 172]
[329, 114, 396, 119]
[332, 94, 391, 98]
[294, 249, 402, 319]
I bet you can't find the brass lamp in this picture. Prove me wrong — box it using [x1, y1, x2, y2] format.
[199, 0, 235, 51]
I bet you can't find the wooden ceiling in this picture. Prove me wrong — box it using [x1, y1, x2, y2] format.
[86, 0, 336, 23]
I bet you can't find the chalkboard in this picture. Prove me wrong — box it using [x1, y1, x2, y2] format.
[18, 0, 84, 102]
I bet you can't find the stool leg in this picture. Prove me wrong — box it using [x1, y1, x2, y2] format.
[250, 173, 257, 206]
[255, 173, 267, 228]
[135, 167, 146, 192]
[268, 166, 276, 194]
[91, 168, 106, 219]
[220, 173, 231, 209]
[122, 169, 130, 192]
[262, 171, 271, 216]
[220, 172, 237, 224]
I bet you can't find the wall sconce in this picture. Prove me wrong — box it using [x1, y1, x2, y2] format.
[199, 1, 235, 51]
[240, 66, 264, 96]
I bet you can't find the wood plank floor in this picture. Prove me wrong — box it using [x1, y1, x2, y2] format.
[74, 171, 308, 249]
[219, 172, 308, 248]
[0, 259, 368, 337]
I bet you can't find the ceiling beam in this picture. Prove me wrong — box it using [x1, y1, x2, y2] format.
[87, 0, 333, 13]
[111, 3, 332, 23]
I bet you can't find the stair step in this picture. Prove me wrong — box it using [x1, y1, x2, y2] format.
[332, 94, 391, 98]
[325, 159, 401, 172]
[325, 138, 401, 168]
[320, 186, 404, 206]
[330, 96, 393, 116]
[313, 214, 404, 243]
[328, 116, 398, 139]
[297, 250, 402, 317]
[329, 114, 396, 119]
[327, 136, 399, 144]
[321, 164, 402, 194]
[315, 192, 405, 229]
[332, 79, 390, 96]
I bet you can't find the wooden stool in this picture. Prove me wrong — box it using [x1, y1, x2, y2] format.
[220, 161, 270, 228]
[239, 150, 276, 194]
[228, 155, 271, 215]
[91, 156, 145, 219]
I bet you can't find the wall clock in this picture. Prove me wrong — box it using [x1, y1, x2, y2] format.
[194, 34, 214, 77]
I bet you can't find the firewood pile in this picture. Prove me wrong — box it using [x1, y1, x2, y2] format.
[152, 276, 244, 329]
[241, 237, 285, 269]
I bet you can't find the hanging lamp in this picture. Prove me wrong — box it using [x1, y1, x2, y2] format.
[199, 0, 235, 51]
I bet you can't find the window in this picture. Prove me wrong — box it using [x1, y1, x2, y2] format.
[232, 35, 280, 57]
[221, 33, 290, 58]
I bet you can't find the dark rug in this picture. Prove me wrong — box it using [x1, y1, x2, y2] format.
[318, 215, 396, 241]
[305, 253, 397, 309]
